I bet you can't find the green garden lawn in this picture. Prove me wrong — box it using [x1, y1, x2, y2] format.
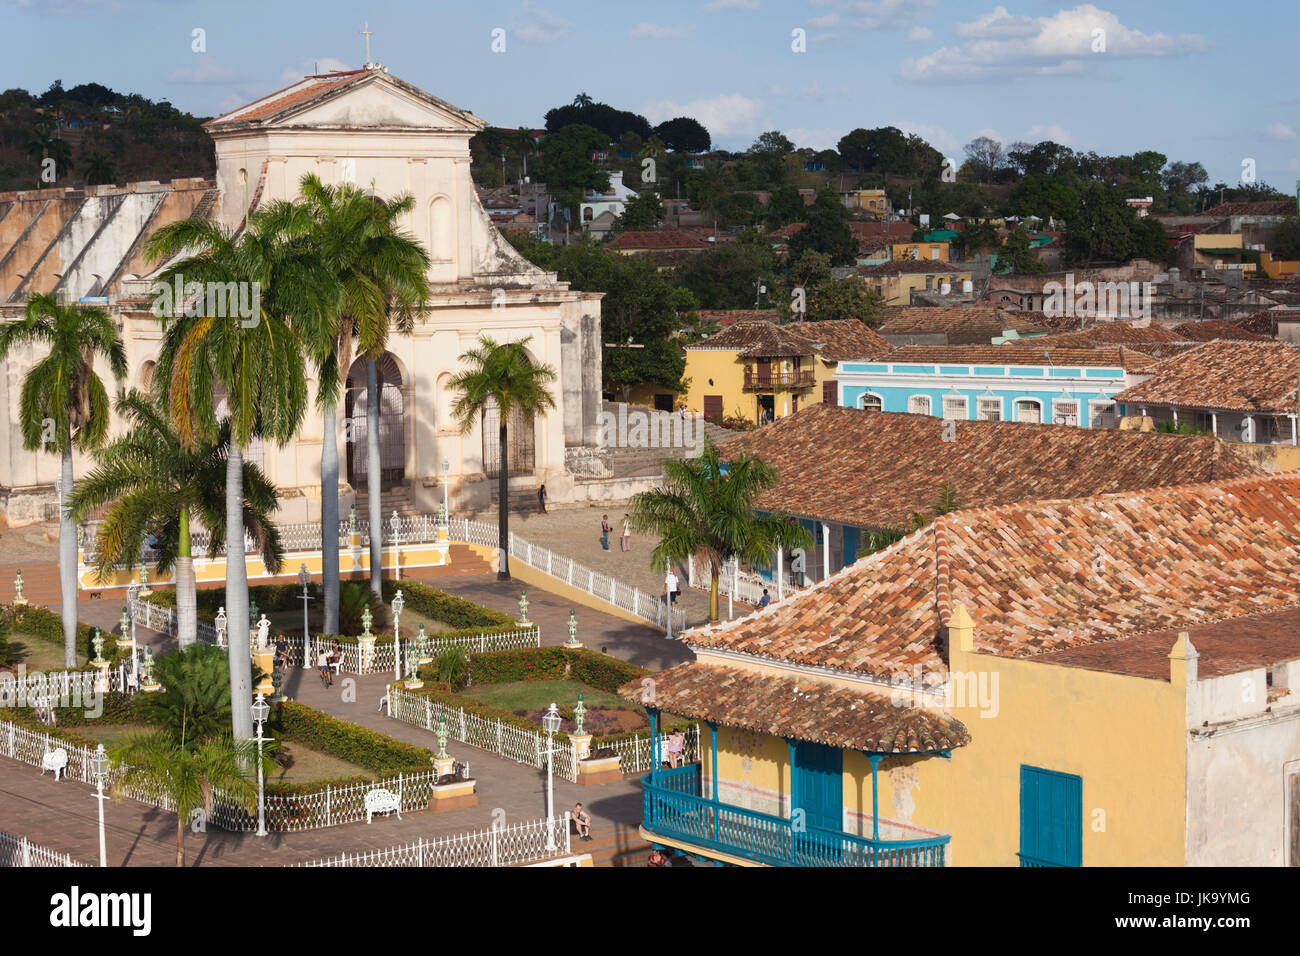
[5, 635, 88, 672]
[463, 678, 626, 711]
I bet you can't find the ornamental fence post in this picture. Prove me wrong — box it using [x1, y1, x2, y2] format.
[326, 786, 331, 828]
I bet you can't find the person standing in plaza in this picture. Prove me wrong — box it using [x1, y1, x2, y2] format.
[538, 484, 547, 514]
[621, 513, 632, 552]
[601, 514, 612, 551]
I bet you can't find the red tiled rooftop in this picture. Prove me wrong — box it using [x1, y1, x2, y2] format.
[607, 230, 710, 251]
[1114, 340, 1300, 412]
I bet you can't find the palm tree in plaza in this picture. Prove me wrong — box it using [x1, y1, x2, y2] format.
[0, 294, 126, 666]
[145, 213, 334, 739]
[449, 335, 557, 581]
[67, 389, 283, 649]
[630, 439, 813, 623]
[264, 176, 429, 611]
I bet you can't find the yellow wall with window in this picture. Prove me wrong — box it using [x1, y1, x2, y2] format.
[683, 349, 840, 425]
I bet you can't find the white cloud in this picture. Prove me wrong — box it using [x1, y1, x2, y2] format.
[642, 93, 765, 137]
[786, 127, 841, 151]
[1022, 124, 1073, 145]
[705, 0, 760, 10]
[164, 59, 244, 85]
[1265, 122, 1298, 142]
[902, 4, 1212, 83]
[805, 0, 938, 32]
[906, 26, 933, 42]
[510, 1, 574, 44]
[630, 22, 696, 39]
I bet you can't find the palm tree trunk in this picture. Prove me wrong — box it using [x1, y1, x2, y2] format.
[226, 442, 253, 741]
[709, 570, 720, 623]
[176, 813, 185, 867]
[175, 507, 196, 649]
[59, 448, 77, 668]
[321, 399, 340, 634]
[497, 422, 510, 581]
[366, 357, 382, 601]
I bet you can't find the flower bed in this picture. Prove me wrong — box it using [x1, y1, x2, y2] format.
[456, 646, 644, 692]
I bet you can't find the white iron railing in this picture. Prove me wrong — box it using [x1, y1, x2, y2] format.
[455, 517, 691, 631]
[387, 687, 697, 782]
[296, 814, 570, 867]
[0, 829, 86, 867]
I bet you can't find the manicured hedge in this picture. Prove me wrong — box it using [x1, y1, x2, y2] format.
[457, 646, 646, 693]
[381, 579, 514, 628]
[271, 700, 431, 776]
[0, 603, 129, 667]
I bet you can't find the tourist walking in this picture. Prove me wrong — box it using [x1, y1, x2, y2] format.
[601, 514, 612, 551]
[621, 513, 632, 552]
[537, 484, 547, 514]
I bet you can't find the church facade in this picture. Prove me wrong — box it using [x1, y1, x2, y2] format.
[0, 66, 605, 526]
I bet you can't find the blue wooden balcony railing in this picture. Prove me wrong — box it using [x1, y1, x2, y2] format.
[642, 764, 949, 867]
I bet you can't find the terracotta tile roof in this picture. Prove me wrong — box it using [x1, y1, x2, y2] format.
[886, 344, 1145, 369]
[1027, 322, 1182, 349]
[205, 71, 365, 127]
[1203, 200, 1297, 218]
[607, 230, 710, 251]
[696, 309, 780, 327]
[677, 227, 735, 245]
[878, 306, 1048, 344]
[1113, 341, 1300, 412]
[616, 662, 971, 753]
[682, 471, 1300, 680]
[768, 222, 805, 240]
[717, 404, 1256, 532]
[686, 320, 891, 360]
[1232, 310, 1284, 336]
[855, 235, 894, 253]
[1032, 607, 1300, 681]
[850, 221, 915, 239]
[857, 259, 967, 277]
[1171, 319, 1272, 342]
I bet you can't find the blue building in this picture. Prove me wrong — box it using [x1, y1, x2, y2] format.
[836, 345, 1142, 428]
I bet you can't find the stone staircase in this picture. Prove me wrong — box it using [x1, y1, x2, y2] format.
[353, 483, 416, 517]
[583, 820, 655, 867]
[0, 563, 62, 609]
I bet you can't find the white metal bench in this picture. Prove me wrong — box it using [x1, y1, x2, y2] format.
[364, 787, 401, 824]
[41, 748, 68, 781]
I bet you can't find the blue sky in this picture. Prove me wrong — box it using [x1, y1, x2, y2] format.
[2, 0, 1297, 186]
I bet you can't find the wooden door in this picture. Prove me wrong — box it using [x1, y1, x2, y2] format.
[822, 380, 837, 406]
[703, 395, 723, 424]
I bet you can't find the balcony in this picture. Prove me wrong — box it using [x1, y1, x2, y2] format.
[743, 369, 815, 391]
[642, 764, 949, 867]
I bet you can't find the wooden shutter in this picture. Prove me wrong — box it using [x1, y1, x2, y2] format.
[822, 380, 837, 406]
[703, 395, 723, 424]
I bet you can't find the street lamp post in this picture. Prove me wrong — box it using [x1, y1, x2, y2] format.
[391, 589, 405, 682]
[541, 702, 562, 850]
[251, 694, 272, 837]
[298, 563, 311, 670]
[441, 456, 450, 520]
[391, 510, 401, 582]
[90, 744, 109, 867]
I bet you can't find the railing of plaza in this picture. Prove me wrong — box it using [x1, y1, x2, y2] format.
[454, 518, 691, 631]
[0, 829, 86, 867]
[0, 715, 459, 834]
[296, 814, 571, 867]
[1, 667, 127, 704]
[642, 764, 950, 867]
[387, 687, 698, 781]
[686, 555, 771, 608]
[129, 598, 218, 644]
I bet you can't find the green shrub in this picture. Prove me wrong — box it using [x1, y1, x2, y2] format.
[436, 646, 469, 690]
[271, 700, 430, 775]
[0, 603, 128, 667]
[381, 579, 514, 628]
[459, 646, 647, 692]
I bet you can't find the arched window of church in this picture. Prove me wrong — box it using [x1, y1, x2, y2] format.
[430, 196, 453, 262]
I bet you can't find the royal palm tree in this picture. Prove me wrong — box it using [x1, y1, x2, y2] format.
[113, 731, 265, 866]
[359, 194, 429, 601]
[145, 213, 333, 739]
[630, 439, 812, 622]
[67, 389, 282, 648]
[517, 127, 534, 180]
[0, 294, 126, 666]
[448, 335, 557, 581]
[262, 177, 428, 612]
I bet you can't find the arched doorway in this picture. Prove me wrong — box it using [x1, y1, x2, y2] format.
[346, 354, 407, 491]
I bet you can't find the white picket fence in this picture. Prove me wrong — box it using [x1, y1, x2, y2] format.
[455, 517, 691, 630]
[0, 715, 456, 834]
[0, 829, 86, 867]
[296, 814, 571, 867]
[0, 666, 126, 705]
[387, 687, 697, 782]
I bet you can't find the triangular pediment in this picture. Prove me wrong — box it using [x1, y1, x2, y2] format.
[207, 69, 484, 133]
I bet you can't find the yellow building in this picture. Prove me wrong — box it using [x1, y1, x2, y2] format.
[682, 320, 891, 425]
[843, 188, 889, 219]
[890, 240, 951, 262]
[622, 472, 1300, 866]
[855, 259, 974, 306]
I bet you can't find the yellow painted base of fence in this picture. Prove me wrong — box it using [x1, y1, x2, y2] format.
[577, 755, 624, 786]
[428, 779, 478, 812]
[79, 541, 452, 590]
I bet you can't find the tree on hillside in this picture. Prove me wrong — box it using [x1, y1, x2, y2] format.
[994, 226, 1046, 275]
[764, 186, 805, 229]
[612, 190, 664, 232]
[653, 117, 711, 153]
[963, 136, 1006, 185]
[1276, 217, 1300, 261]
[750, 131, 795, 156]
[534, 124, 610, 212]
[809, 279, 885, 326]
[1063, 182, 1139, 264]
[674, 229, 778, 310]
[786, 191, 856, 266]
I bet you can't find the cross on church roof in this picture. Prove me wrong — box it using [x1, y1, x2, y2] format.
[362, 21, 374, 67]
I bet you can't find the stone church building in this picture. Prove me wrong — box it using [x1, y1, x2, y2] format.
[0, 66, 605, 526]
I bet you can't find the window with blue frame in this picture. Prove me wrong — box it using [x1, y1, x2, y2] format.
[1018, 765, 1082, 866]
